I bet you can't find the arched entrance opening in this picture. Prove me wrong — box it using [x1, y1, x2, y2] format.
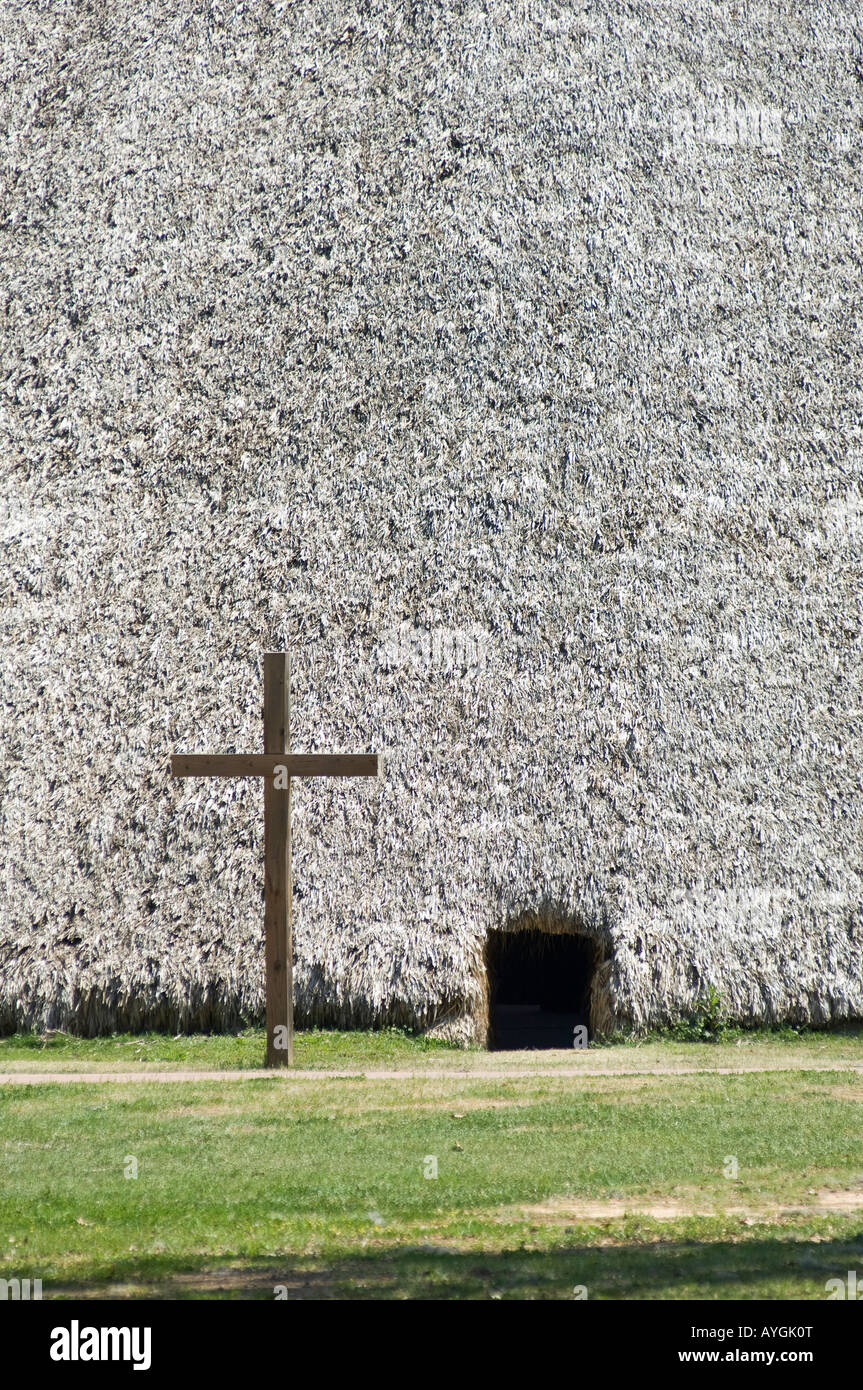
[485, 928, 597, 1049]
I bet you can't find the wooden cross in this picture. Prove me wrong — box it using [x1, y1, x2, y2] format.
[170, 651, 380, 1067]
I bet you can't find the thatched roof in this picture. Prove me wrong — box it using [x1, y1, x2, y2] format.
[2, 0, 861, 1042]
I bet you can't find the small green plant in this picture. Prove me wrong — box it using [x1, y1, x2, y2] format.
[671, 986, 727, 1041]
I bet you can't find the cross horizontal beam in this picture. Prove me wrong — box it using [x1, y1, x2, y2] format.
[171, 753, 380, 779]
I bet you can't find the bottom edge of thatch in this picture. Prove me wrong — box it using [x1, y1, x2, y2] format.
[2, 987, 862, 1046]
[0, 993, 486, 1047]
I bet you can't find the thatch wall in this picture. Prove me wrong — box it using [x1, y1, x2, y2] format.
[1, 0, 861, 1041]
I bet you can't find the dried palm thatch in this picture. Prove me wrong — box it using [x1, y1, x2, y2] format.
[1, 1, 861, 1044]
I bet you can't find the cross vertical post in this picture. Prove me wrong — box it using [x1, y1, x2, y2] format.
[263, 651, 292, 1067]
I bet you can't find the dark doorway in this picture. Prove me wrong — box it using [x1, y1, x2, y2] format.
[486, 929, 595, 1050]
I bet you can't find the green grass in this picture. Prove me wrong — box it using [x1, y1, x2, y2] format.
[0, 1026, 460, 1069]
[3, 1024, 863, 1071]
[2, 1043, 863, 1299]
[602, 1021, 863, 1048]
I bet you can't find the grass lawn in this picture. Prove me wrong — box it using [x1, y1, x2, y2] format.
[0, 1025, 454, 1071]
[2, 1029, 862, 1299]
[2, 1023, 863, 1071]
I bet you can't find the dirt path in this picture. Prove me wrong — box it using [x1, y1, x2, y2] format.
[2, 1060, 863, 1083]
[517, 1189, 863, 1221]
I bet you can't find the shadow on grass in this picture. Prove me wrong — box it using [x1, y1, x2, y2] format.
[46, 1234, 863, 1300]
